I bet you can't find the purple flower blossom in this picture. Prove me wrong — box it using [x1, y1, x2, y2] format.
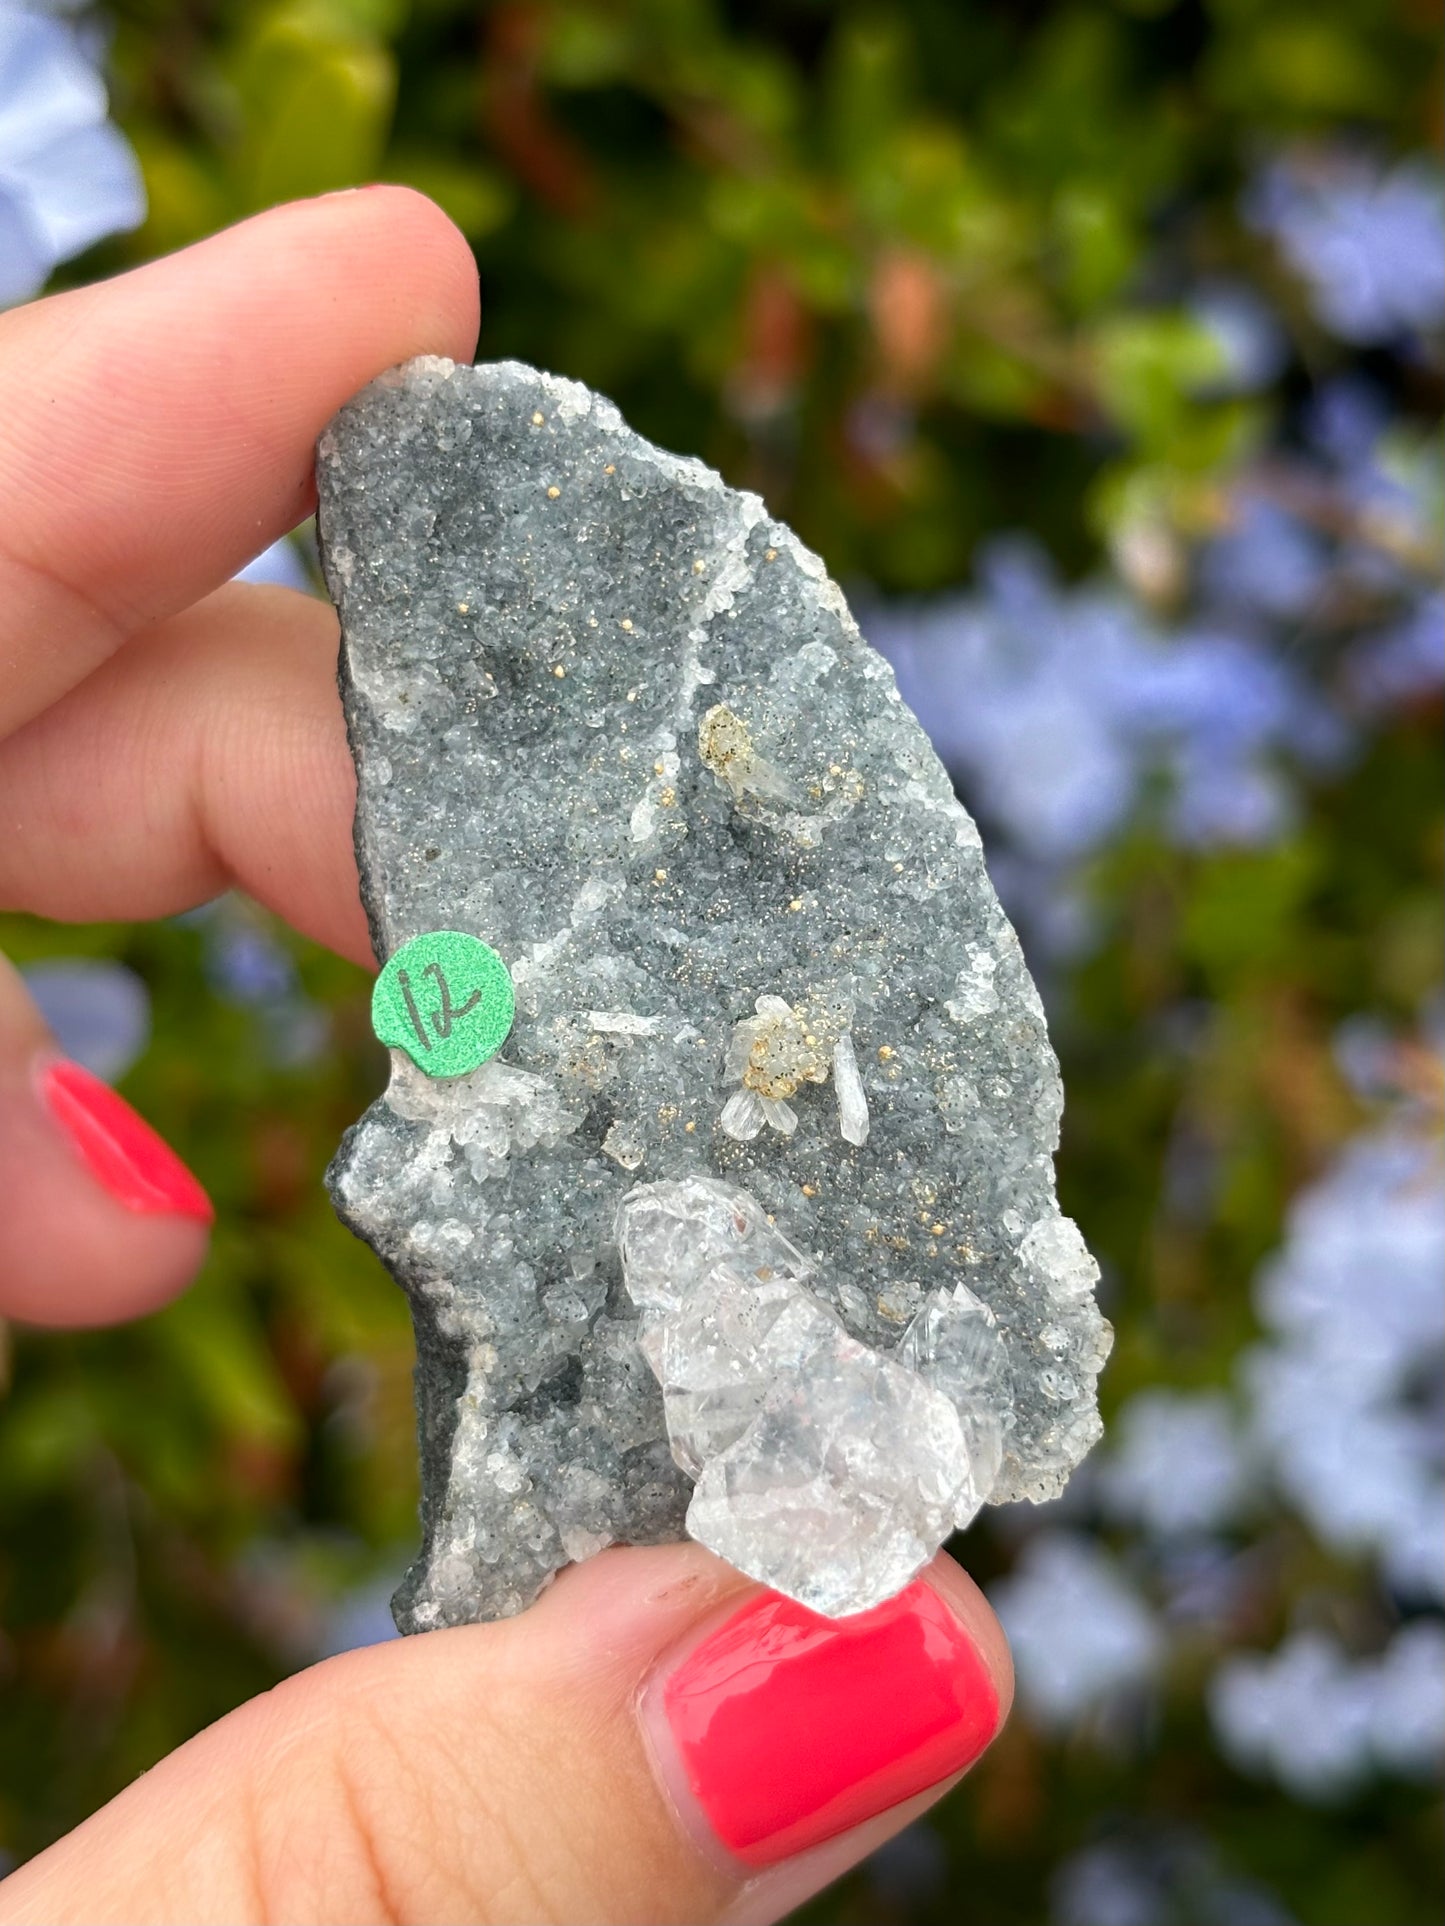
[319, 1575, 402, 1657]
[990, 1532, 1163, 1729]
[1099, 1390, 1253, 1538]
[0, 6, 144, 306]
[22, 955, 150, 1080]
[1051, 1831, 1297, 1926]
[1196, 501, 1328, 624]
[1210, 1624, 1445, 1801]
[1305, 377, 1391, 470]
[208, 925, 296, 1005]
[184, 896, 332, 1069]
[1244, 1122, 1445, 1603]
[865, 544, 1344, 941]
[234, 535, 315, 593]
[1247, 151, 1445, 345]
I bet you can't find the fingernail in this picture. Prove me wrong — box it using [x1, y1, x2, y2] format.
[650, 1579, 1001, 1868]
[36, 1057, 213, 1223]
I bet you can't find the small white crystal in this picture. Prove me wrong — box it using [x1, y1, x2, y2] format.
[1020, 1214, 1100, 1300]
[719, 1088, 764, 1141]
[899, 1281, 999, 1395]
[899, 1282, 1007, 1521]
[641, 1269, 832, 1477]
[698, 703, 801, 804]
[832, 1030, 870, 1146]
[613, 1175, 809, 1317]
[602, 1119, 646, 1169]
[945, 945, 1000, 1023]
[757, 1094, 798, 1135]
[559, 1524, 613, 1563]
[387, 1053, 583, 1157]
[722, 994, 837, 1103]
[755, 993, 794, 1021]
[588, 1010, 660, 1036]
[722, 1021, 755, 1082]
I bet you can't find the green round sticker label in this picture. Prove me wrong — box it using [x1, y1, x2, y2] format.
[373, 930, 515, 1078]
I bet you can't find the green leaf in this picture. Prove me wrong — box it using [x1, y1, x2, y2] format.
[150, 1282, 299, 1455]
[229, 9, 397, 209]
[1052, 183, 1139, 312]
[1180, 843, 1322, 986]
[1092, 311, 1232, 450]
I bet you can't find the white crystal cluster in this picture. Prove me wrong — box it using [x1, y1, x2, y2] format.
[386, 1052, 581, 1181]
[718, 992, 869, 1146]
[617, 1175, 1006, 1614]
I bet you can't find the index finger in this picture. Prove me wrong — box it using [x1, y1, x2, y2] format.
[0, 186, 479, 739]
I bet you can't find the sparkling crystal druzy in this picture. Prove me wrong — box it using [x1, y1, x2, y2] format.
[318, 358, 1111, 1631]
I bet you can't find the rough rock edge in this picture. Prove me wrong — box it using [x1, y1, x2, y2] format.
[317, 356, 1112, 1629]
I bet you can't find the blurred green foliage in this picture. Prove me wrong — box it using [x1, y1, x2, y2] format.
[1, 2, 1441, 1920]
[102, 0, 1437, 589]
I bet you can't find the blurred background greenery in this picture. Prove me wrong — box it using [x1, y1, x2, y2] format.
[0, 2, 1441, 1920]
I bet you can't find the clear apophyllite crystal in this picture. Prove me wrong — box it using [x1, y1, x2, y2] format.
[617, 1176, 1009, 1614]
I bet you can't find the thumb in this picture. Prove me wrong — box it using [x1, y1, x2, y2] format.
[0, 1544, 1011, 1926]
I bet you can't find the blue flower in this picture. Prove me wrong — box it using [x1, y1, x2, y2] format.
[207, 924, 296, 1005]
[866, 540, 1346, 926]
[1051, 1831, 1296, 1926]
[1247, 151, 1445, 345]
[1244, 1118, 1445, 1604]
[1099, 1389, 1253, 1538]
[1210, 1625, 1445, 1802]
[22, 955, 151, 1080]
[1197, 500, 1328, 624]
[0, 5, 144, 307]
[990, 1532, 1163, 1730]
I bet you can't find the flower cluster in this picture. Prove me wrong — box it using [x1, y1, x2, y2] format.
[865, 543, 1345, 955]
[1245, 1121, 1445, 1606]
[0, 4, 143, 305]
[1211, 1623, 1445, 1802]
[1246, 150, 1445, 346]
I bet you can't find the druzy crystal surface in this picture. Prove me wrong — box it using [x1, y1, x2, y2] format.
[318, 357, 1111, 1631]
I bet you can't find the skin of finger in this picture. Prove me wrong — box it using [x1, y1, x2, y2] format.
[0, 1546, 1011, 1926]
[0, 954, 209, 1326]
[0, 185, 479, 740]
[0, 583, 374, 968]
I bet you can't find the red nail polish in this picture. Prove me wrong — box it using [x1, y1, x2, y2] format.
[38, 1058, 214, 1224]
[658, 1579, 1000, 1867]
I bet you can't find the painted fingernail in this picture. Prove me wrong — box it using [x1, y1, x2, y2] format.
[37, 1057, 213, 1223]
[653, 1579, 1001, 1867]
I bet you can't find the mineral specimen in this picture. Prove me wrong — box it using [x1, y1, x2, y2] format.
[318, 357, 1111, 1632]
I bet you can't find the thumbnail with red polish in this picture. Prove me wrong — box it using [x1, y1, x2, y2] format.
[38, 1058, 214, 1223]
[659, 1578, 1000, 1866]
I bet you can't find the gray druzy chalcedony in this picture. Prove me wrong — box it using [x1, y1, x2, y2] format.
[318, 356, 1111, 1631]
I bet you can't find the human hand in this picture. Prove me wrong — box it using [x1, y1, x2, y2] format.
[0, 191, 1012, 1925]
